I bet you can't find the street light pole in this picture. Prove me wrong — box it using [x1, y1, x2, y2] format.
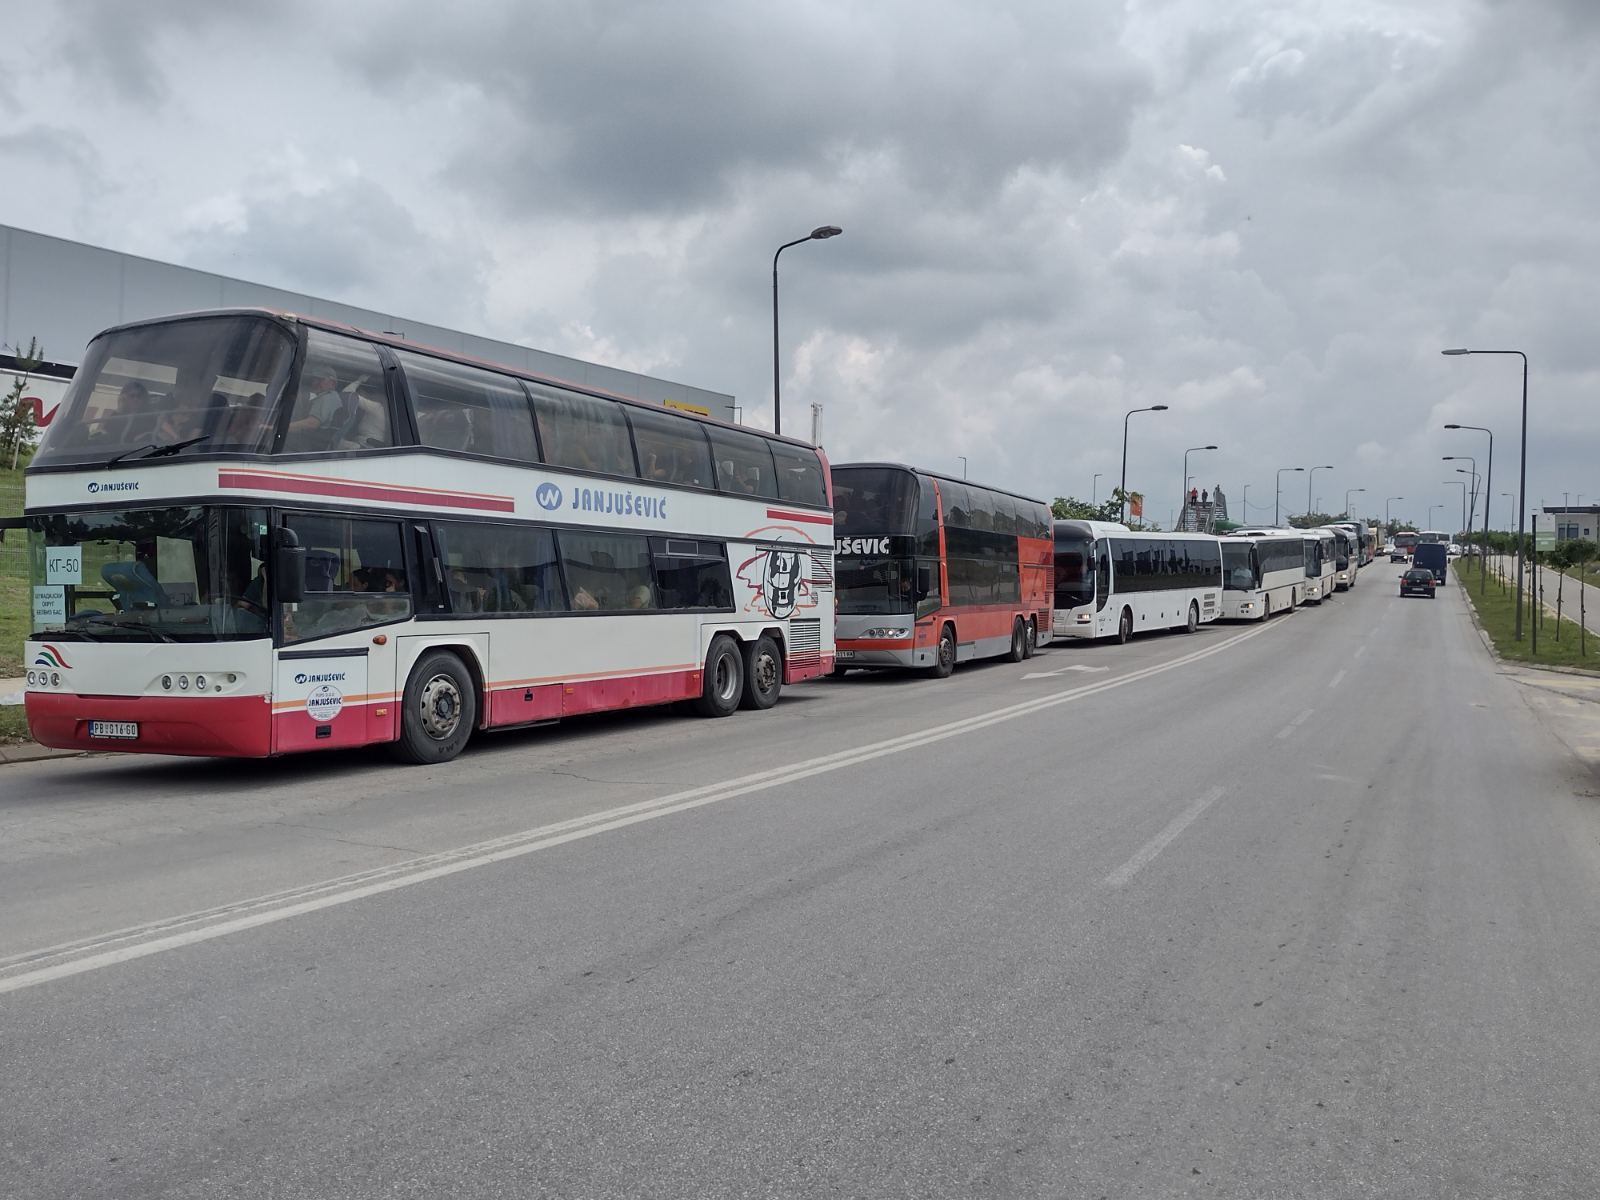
[1241, 484, 1249, 525]
[1428, 504, 1442, 531]
[772, 224, 843, 436]
[1444, 481, 1468, 545]
[1308, 465, 1333, 520]
[1445, 423, 1494, 594]
[1443, 455, 1478, 538]
[1275, 467, 1305, 525]
[1120, 404, 1168, 524]
[1345, 487, 1365, 519]
[958, 455, 968, 479]
[1092, 473, 1102, 506]
[1444, 348, 1528, 642]
[1182, 444, 1218, 527]
[1386, 497, 1404, 539]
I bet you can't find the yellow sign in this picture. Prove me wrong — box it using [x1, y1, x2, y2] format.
[662, 398, 711, 417]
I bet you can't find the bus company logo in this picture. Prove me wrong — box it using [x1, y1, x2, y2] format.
[835, 536, 890, 556]
[33, 644, 71, 670]
[305, 684, 344, 723]
[86, 480, 140, 495]
[566, 485, 668, 522]
[736, 547, 816, 620]
[294, 671, 346, 685]
[535, 483, 563, 511]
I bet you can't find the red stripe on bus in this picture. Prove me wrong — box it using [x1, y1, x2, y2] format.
[218, 470, 516, 512]
[765, 507, 832, 526]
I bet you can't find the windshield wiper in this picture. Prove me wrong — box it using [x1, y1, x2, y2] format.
[68, 614, 177, 643]
[102, 435, 210, 468]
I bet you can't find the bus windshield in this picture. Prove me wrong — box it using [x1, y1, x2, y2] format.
[836, 556, 916, 614]
[1222, 542, 1257, 590]
[32, 315, 296, 468]
[1053, 526, 1094, 608]
[27, 506, 271, 642]
[832, 467, 917, 535]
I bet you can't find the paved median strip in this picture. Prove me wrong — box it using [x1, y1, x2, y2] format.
[0, 622, 1283, 998]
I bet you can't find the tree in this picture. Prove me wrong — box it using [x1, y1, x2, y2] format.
[1, 337, 44, 468]
[1287, 511, 1338, 529]
[1052, 495, 1123, 522]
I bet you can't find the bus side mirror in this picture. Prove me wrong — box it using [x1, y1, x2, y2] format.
[275, 528, 306, 604]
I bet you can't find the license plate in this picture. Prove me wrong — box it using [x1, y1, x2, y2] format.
[837, 650, 856, 660]
[88, 721, 139, 740]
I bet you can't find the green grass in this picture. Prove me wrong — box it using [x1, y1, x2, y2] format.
[0, 704, 31, 745]
[1455, 559, 1600, 671]
[0, 464, 24, 676]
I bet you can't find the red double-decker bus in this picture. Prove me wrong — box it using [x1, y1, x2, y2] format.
[830, 463, 1053, 677]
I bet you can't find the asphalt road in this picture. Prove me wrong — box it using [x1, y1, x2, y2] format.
[5, 573, 1600, 1198]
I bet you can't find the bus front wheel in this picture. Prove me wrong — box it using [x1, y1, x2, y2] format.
[740, 634, 783, 710]
[695, 635, 744, 718]
[929, 625, 956, 678]
[392, 650, 477, 764]
[1117, 608, 1133, 645]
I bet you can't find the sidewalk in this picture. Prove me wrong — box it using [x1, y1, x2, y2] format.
[1, 675, 22, 706]
[1488, 556, 1600, 639]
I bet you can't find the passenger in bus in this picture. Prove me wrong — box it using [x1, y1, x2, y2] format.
[626, 584, 653, 609]
[221, 393, 270, 448]
[287, 367, 344, 436]
[339, 388, 389, 450]
[87, 380, 152, 445]
[572, 586, 600, 610]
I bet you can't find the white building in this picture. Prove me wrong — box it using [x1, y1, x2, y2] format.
[0, 223, 736, 438]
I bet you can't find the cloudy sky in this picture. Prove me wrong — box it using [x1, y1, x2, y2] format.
[2, 0, 1597, 529]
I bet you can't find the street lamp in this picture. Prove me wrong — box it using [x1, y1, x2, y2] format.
[1444, 348, 1528, 644]
[1240, 483, 1249, 525]
[1345, 487, 1365, 519]
[1444, 480, 1468, 543]
[1445, 424, 1494, 593]
[1428, 504, 1442, 530]
[1443, 455, 1478, 532]
[958, 455, 968, 480]
[1275, 467, 1305, 525]
[1386, 496, 1404, 538]
[772, 224, 843, 436]
[1308, 465, 1333, 520]
[1182, 444, 1218, 525]
[1120, 404, 1168, 524]
[1092, 473, 1102, 505]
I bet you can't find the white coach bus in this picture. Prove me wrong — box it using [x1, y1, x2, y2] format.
[1052, 521, 1223, 643]
[1300, 528, 1337, 604]
[12, 309, 834, 763]
[1322, 524, 1360, 591]
[1219, 531, 1305, 619]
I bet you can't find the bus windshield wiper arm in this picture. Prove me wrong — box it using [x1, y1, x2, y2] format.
[69, 614, 177, 643]
[143, 435, 210, 459]
[103, 435, 209, 468]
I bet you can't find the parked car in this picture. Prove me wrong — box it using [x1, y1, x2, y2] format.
[1400, 567, 1437, 597]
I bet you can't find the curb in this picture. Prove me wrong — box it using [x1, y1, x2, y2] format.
[0, 742, 84, 765]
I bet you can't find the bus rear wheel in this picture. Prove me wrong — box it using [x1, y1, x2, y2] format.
[928, 625, 956, 678]
[1185, 601, 1199, 633]
[391, 650, 476, 764]
[1023, 618, 1038, 659]
[1006, 618, 1027, 663]
[1117, 608, 1133, 644]
[695, 635, 744, 718]
[740, 634, 783, 710]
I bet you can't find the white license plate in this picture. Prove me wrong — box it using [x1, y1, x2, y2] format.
[88, 721, 139, 740]
[836, 650, 856, 660]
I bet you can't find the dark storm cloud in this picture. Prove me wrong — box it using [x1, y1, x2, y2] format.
[350, 1, 1151, 218]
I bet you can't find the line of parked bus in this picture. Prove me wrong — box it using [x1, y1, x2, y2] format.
[14, 307, 1375, 765]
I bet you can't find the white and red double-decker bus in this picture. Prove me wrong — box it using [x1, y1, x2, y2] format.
[11, 310, 833, 763]
[830, 463, 1053, 676]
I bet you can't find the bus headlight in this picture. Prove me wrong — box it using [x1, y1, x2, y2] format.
[162, 675, 173, 690]
[178, 675, 190, 691]
[1076, 612, 1091, 622]
[195, 675, 208, 691]
[862, 627, 910, 639]
[51, 672, 61, 687]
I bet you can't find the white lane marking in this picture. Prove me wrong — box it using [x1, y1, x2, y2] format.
[1275, 708, 1315, 740]
[1328, 669, 1347, 690]
[1022, 664, 1111, 679]
[0, 622, 1284, 997]
[1355, 645, 1367, 658]
[1104, 786, 1225, 889]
